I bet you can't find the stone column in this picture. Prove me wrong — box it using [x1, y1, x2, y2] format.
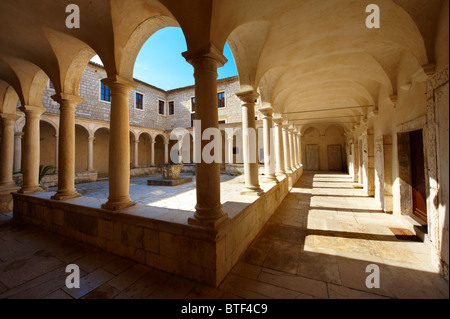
[288, 127, 296, 171]
[51, 93, 83, 200]
[293, 128, 299, 168]
[87, 135, 95, 171]
[101, 75, 136, 211]
[273, 117, 286, 176]
[0, 114, 16, 188]
[227, 135, 234, 164]
[18, 105, 45, 193]
[13, 132, 23, 173]
[133, 139, 139, 168]
[296, 131, 302, 166]
[259, 106, 278, 183]
[282, 124, 292, 173]
[183, 45, 229, 227]
[237, 90, 264, 196]
[164, 141, 169, 164]
[54, 134, 59, 173]
[150, 139, 155, 166]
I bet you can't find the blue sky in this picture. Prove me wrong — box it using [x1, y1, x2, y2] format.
[91, 27, 238, 90]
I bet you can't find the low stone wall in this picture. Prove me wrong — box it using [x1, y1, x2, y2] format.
[130, 166, 159, 177]
[12, 167, 303, 286]
[225, 164, 265, 176]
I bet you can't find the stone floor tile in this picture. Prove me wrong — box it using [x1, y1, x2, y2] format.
[114, 269, 171, 299]
[44, 289, 73, 299]
[257, 268, 328, 299]
[327, 283, 390, 299]
[74, 251, 118, 273]
[62, 268, 115, 299]
[102, 256, 136, 275]
[185, 283, 225, 299]
[263, 240, 302, 274]
[147, 275, 196, 299]
[230, 261, 262, 280]
[82, 283, 121, 299]
[107, 263, 152, 291]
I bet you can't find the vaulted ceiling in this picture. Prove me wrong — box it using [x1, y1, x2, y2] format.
[0, 0, 447, 131]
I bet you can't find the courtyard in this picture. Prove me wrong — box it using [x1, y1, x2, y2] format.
[0, 172, 447, 299]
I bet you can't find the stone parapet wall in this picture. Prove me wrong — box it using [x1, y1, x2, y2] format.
[12, 167, 303, 286]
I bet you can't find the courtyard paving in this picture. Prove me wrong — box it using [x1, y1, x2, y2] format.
[0, 172, 448, 299]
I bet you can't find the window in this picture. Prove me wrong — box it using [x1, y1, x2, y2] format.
[218, 92, 225, 108]
[168, 101, 175, 115]
[135, 93, 143, 110]
[218, 120, 226, 124]
[191, 113, 196, 128]
[191, 97, 195, 112]
[100, 82, 110, 102]
[158, 100, 165, 115]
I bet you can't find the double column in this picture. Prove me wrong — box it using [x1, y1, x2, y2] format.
[18, 105, 45, 193]
[237, 90, 264, 196]
[51, 93, 83, 200]
[101, 75, 136, 211]
[183, 45, 228, 228]
[0, 113, 17, 189]
[259, 106, 278, 183]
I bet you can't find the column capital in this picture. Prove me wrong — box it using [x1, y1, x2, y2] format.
[0, 112, 16, 121]
[236, 90, 259, 104]
[51, 93, 84, 105]
[19, 105, 45, 116]
[182, 44, 228, 69]
[14, 132, 24, 137]
[88, 136, 96, 141]
[101, 74, 136, 93]
[273, 117, 284, 125]
[259, 106, 274, 118]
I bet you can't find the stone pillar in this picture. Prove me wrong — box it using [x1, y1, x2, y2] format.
[0, 114, 16, 188]
[87, 135, 95, 171]
[133, 139, 139, 168]
[288, 127, 296, 171]
[54, 134, 59, 173]
[150, 140, 155, 166]
[13, 132, 23, 173]
[282, 124, 292, 173]
[164, 141, 169, 164]
[296, 131, 302, 166]
[101, 75, 136, 211]
[273, 117, 286, 176]
[259, 106, 278, 183]
[237, 90, 264, 196]
[51, 93, 83, 200]
[183, 45, 229, 227]
[227, 135, 234, 164]
[293, 128, 299, 168]
[18, 105, 45, 193]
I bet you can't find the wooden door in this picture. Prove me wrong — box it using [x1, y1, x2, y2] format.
[327, 145, 343, 171]
[409, 130, 427, 226]
[305, 144, 319, 170]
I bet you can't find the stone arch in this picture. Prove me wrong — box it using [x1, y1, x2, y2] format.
[75, 124, 89, 172]
[93, 127, 110, 177]
[154, 134, 166, 165]
[39, 120, 57, 170]
[138, 131, 152, 167]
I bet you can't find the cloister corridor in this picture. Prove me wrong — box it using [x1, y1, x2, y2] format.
[0, 172, 447, 299]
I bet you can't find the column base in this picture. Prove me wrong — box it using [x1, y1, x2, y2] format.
[18, 186, 43, 194]
[263, 175, 279, 183]
[188, 213, 228, 228]
[51, 191, 81, 201]
[101, 199, 136, 211]
[241, 186, 264, 196]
